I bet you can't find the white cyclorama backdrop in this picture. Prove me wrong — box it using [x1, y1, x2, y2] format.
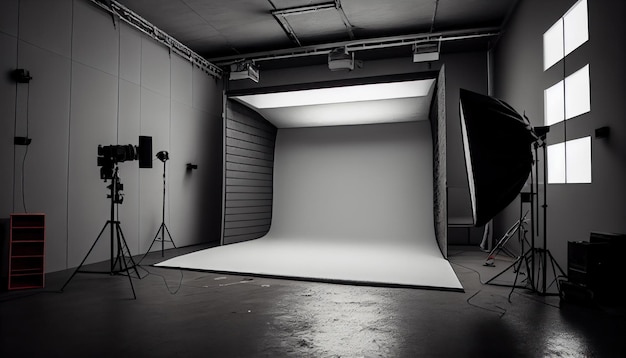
[157, 121, 462, 290]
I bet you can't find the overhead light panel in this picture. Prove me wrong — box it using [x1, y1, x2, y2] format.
[413, 42, 440, 63]
[328, 47, 354, 71]
[233, 79, 435, 109]
[229, 61, 259, 82]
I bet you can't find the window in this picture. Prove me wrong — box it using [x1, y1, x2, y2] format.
[547, 137, 592, 184]
[543, 0, 591, 184]
[543, 64, 590, 125]
[543, 0, 588, 70]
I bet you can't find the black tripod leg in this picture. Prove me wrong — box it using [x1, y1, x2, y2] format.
[60, 222, 109, 292]
[546, 250, 567, 293]
[163, 223, 176, 249]
[114, 224, 136, 299]
[137, 224, 163, 264]
[116, 223, 141, 279]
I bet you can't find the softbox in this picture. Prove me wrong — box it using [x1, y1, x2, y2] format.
[459, 88, 536, 227]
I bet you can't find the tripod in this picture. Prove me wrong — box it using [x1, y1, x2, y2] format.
[497, 129, 567, 297]
[139, 151, 176, 263]
[61, 167, 140, 299]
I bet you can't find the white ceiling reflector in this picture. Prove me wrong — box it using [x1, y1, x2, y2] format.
[233, 79, 435, 109]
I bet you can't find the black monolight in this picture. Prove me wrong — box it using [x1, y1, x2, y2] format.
[459, 88, 536, 227]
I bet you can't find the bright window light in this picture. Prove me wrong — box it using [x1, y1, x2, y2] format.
[566, 136, 592, 183]
[233, 79, 435, 109]
[543, 19, 564, 71]
[548, 137, 592, 184]
[565, 64, 591, 119]
[548, 142, 566, 184]
[544, 80, 565, 126]
[564, 0, 589, 56]
[543, 0, 588, 71]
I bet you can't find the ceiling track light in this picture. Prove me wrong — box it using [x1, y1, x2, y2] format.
[412, 40, 440, 63]
[328, 47, 355, 71]
[229, 60, 260, 82]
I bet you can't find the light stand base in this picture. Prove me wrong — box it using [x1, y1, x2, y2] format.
[138, 222, 176, 263]
[60, 220, 140, 299]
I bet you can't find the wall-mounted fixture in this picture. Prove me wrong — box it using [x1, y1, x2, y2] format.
[595, 126, 610, 139]
[11, 69, 32, 83]
[186, 163, 198, 171]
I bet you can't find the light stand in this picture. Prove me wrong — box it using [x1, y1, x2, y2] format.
[483, 128, 567, 296]
[61, 166, 140, 299]
[523, 130, 567, 296]
[502, 127, 566, 298]
[139, 150, 176, 263]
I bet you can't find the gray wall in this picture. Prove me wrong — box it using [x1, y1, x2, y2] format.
[0, 0, 223, 273]
[493, 0, 626, 268]
[223, 100, 277, 244]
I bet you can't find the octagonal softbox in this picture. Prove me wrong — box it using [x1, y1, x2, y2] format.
[459, 88, 536, 227]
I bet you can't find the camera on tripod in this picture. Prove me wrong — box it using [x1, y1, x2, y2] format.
[97, 144, 137, 180]
[97, 136, 153, 180]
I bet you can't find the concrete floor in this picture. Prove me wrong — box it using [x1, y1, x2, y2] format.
[1, 244, 624, 358]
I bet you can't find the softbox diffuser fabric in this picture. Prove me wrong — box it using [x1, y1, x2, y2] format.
[156, 121, 462, 290]
[459, 88, 536, 227]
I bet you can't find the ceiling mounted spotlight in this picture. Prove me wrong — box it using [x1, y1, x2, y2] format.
[229, 60, 259, 82]
[413, 41, 440, 63]
[328, 47, 354, 71]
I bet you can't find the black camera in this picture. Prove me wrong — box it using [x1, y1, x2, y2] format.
[96, 136, 152, 180]
[97, 144, 138, 180]
[98, 144, 138, 163]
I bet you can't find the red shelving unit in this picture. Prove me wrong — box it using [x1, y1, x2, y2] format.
[8, 213, 45, 290]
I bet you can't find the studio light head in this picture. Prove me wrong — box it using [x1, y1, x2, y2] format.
[156, 151, 169, 162]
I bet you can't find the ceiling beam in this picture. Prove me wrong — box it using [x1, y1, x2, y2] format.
[209, 27, 500, 66]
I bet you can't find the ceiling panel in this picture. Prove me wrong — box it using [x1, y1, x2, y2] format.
[114, 0, 519, 61]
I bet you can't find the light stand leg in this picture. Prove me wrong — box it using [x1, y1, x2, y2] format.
[114, 222, 137, 299]
[60, 221, 109, 292]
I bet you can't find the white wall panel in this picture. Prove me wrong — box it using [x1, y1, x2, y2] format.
[0, 0, 19, 36]
[16, 42, 71, 272]
[72, 0, 118, 76]
[67, 62, 118, 267]
[18, 0, 72, 58]
[0, 34, 17, 216]
[116, 79, 141, 255]
[171, 55, 193, 106]
[169, 101, 201, 247]
[139, 88, 170, 252]
[119, 23, 141, 85]
[140, 39, 170, 97]
[192, 66, 220, 112]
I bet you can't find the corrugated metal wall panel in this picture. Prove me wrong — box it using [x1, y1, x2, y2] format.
[223, 100, 277, 244]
